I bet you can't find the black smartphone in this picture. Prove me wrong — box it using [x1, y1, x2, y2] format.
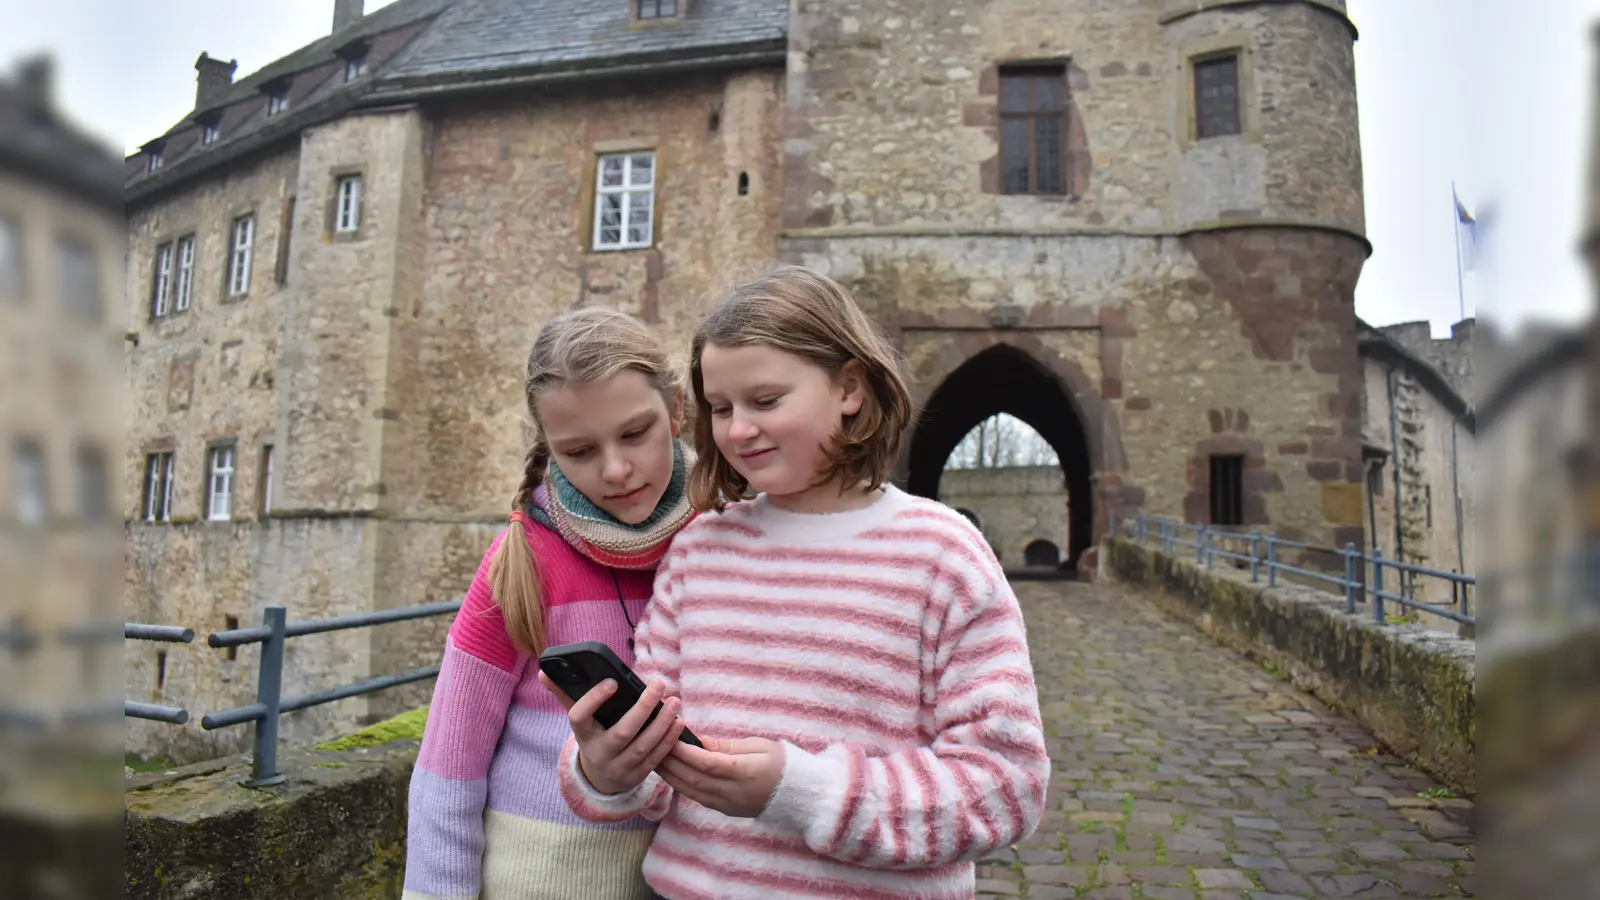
[538, 640, 703, 749]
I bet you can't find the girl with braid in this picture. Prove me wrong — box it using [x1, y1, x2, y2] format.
[403, 307, 697, 900]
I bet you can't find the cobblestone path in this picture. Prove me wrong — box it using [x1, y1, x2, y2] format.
[988, 581, 1476, 899]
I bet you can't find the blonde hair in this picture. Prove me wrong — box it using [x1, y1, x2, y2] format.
[490, 307, 685, 658]
[688, 264, 912, 512]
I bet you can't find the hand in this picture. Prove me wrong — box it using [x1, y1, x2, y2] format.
[657, 737, 786, 818]
[537, 670, 685, 796]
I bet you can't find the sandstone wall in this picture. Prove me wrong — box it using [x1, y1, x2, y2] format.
[938, 465, 1070, 568]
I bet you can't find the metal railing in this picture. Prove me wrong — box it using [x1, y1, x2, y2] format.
[126, 599, 461, 786]
[1110, 512, 1476, 628]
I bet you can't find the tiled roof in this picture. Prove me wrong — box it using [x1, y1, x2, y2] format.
[379, 0, 788, 83]
[126, 0, 789, 201]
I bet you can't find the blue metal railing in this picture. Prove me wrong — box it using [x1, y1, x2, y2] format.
[126, 599, 461, 786]
[1110, 512, 1476, 627]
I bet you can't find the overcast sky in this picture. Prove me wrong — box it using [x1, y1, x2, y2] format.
[0, 0, 1593, 340]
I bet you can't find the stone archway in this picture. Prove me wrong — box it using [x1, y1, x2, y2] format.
[1024, 539, 1061, 568]
[903, 338, 1109, 569]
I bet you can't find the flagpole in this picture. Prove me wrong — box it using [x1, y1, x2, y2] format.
[1451, 182, 1467, 323]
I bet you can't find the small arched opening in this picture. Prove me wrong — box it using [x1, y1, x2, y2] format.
[1024, 539, 1061, 568]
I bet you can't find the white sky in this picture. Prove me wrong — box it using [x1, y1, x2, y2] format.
[0, 0, 1593, 339]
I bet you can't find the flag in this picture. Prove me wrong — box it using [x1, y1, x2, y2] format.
[1454, 188, 1476, 272]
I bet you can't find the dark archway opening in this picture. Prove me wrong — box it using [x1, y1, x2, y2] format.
[1024, 540, 1061, 568]
[906, 344, 1095, 570]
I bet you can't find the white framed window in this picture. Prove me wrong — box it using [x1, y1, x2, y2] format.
[335, 175, 362, 233]
[592, 152, 655, 251]
[228, 215, 254, 297]
[143, 452, 174, 522]
[151, 242, 173, 317]
[344, 54, 368, 82]
[202, 122, 221, 145]
[207, 445, 235, 520]
[147, 150, 163, 173]
[174, 235, 195, 312]
[267, 90, 289, 117]
[1, 214, 23, 299]
[259, 444, 274, 515]
[14, 439, 47, 525]
[56, 235, 100, 322]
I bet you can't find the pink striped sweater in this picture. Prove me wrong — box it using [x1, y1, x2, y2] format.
[557, 485, 1051, 899]
[403, 522, 661, 900]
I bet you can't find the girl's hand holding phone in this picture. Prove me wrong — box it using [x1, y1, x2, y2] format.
[538, 671, 686, 796]
[658, 737, 786, 818]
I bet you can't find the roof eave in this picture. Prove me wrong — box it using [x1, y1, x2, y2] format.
[364, 40, 787, 102]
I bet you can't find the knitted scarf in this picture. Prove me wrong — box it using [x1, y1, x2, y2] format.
[524, 439, 694, 570]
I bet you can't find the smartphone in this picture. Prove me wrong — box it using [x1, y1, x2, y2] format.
[538, 640, 703, 748]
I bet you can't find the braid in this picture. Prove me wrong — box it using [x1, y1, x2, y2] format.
[511, 439, 550, 511]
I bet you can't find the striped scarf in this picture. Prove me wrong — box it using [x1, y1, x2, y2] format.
[525, 439, 694, 570]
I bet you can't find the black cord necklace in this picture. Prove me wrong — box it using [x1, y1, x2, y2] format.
[609, 569, 635, 654]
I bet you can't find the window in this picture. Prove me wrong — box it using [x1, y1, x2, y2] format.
[228, 215, 254, 297]
[266, 89, 289, 117]
[202, 122, 221, 145]
[151, 242, 173, 317]
[344, 52, 368, 82]
[1194, 54, 1241, 139]
[174, 235, 195, 312]
[1366, 461, 1384, 498]
[999, 66, 1068, 195]
[636, 0, 678, 19]
[207, 444, 235, 520]
[142, 452, 174, 522]
[335, 175, 362, 233]
[147, 149, 163, 173]
[593, 152, 655, 251]
[259, 444, 274, 515]
[1425, 483, 1433, 528]
[14, 439, 47, 524]
[0, 214, 21, 298]
[1208, 454, 1244, 526]
[56, 236, 100, 322]
[75, 444, 108, 520]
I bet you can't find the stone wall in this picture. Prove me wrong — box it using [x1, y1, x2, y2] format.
[1102, 535, 1476, 795]
[1377, 319, 1475, 397]
[938, 465, 1070, 567]
[1360, 355, 1475, 627]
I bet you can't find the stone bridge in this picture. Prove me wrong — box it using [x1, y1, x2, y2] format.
[126, 574, 1480, 900]
[986, 581, 1475, 899]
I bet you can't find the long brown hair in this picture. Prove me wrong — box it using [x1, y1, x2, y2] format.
[490, 307, 684, 657]
[687, 263, 911, 512]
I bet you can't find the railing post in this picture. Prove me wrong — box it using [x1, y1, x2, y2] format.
[1266, 533, 1278, 588]
[1371, 547, 1386, 624]
[1197, 525, 1207, 565]
[1163, 520, 1173, 555]
[1136, 515, 1146, 543]
[246, 606, 288, 787]
[1203, 526, 1214, 570]
[1250, 531, 1261, 582]
[1342, 543, 1357, 614]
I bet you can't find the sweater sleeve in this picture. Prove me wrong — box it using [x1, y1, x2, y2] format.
[402, 535, 528, 900]
[556, 544, 685, 823]
[754, 539, 1050, 869]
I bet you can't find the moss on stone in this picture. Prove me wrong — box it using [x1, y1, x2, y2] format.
[314, 707, 428, 752]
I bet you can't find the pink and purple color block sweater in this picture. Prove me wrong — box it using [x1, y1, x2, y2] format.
[402, 521, 658, 900]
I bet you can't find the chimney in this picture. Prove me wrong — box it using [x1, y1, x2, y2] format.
[333, 0, 365, 33]
[14, 56, 53, 112]
[194, 53, 238, 110]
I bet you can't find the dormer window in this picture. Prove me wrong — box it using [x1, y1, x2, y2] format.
[344, 51, 368, 82]
[143, 142, 165, 173]
[265, 84, 289, 117]
[202, 123, 221, 144]
[147, 150, 163, 173]
[635, 0, 678, 21]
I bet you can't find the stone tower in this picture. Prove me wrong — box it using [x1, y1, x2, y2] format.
[780, 0, 1369, 562]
